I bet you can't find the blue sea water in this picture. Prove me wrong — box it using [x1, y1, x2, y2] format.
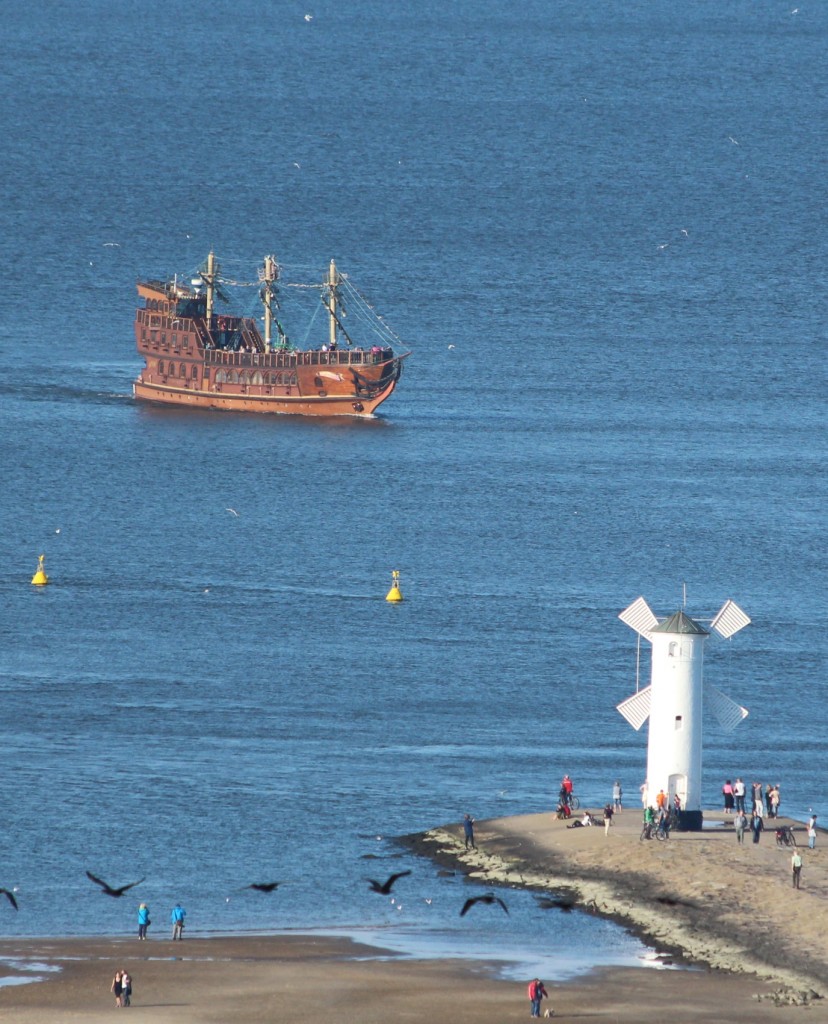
[0, 0, 825, 974]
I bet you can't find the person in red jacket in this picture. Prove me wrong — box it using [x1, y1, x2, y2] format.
[528, 978, 549, 1017]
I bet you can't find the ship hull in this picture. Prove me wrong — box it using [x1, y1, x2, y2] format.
[133, 375, 399, 417]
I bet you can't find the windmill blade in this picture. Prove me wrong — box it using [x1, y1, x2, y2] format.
[710, 600, 751, 639]
[705, 684, 749, 731]
[619, 597, 658, 639]
[616, 686, 652, 730]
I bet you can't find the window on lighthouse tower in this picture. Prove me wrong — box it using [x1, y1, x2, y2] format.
[668, 642, 678, 657]
[675, 715, 683, 730]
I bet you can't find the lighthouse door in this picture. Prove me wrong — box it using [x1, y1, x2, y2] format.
[669, 773, 687, 810]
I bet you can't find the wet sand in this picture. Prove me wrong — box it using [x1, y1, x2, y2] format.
[1, 808, 826, 1022]
[0, 931, 826, 1024]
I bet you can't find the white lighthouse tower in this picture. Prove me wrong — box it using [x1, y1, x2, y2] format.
[616, 596, 750, 830]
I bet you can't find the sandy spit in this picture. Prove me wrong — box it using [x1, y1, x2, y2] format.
[403, 807, 828, 1001]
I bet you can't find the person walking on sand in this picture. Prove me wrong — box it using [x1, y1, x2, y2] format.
[121, 969, 132, 1006]
[463, 814, 476, 850]
[111, 970, 123, 1008]
[751, 812, 764, 844]
[603, 803, 613, 834]
[734, 809, 747, 844]
[528, 977, 548, 1018]
[612, 780, 622, 812]
[791, 850, 803, 889]
[639, 780, 648, 808]
[137, 902, 150, 941]
[171, 902, 186, 940]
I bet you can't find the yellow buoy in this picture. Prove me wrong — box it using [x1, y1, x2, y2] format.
[31, 554, 49, 586]
[385, 569, 403, 603]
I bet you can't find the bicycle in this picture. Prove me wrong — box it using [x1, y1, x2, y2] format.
[775, 825, 797, 848]
[568, 794, 581, 811]
[640, 819, 670, 842]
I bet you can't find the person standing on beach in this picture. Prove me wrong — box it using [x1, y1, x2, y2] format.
[808, 815, 817, 849]
[612, 780, 622, 812]
[722, 780, 734, 813]
[171, 902, 186, 940]
[463, 814, 476, 850]
[734, 809, 747, 844]
[733, 778, 746, 813]
[603, 803, 613, 834]
[111, 970, 123, 1008]
[137, 902, 150, 940]
[121, 969, 132, 1006]
[791, 850, 803, 889]
[751, 812, 764, 844]
[528, 978, 548, 1018]
[640, 781, 648, 808]
[561, 775, 573, 807]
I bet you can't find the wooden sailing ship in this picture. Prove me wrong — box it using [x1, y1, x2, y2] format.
[134, 253, 408, 416]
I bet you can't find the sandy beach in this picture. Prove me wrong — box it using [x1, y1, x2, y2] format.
[1, 808, 826, 1022]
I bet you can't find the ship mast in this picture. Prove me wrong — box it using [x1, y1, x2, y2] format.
[327, 259, 339, 349]
[261, 255, 279, 349]
[202, 250, 219, 325]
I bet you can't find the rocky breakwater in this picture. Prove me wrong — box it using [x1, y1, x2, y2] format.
[404, 809, 827, 1003]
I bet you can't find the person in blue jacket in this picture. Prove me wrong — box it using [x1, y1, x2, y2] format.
[171, 902, 186, 940]
[137, 903, 150, 940]
[463, 814, 476, 850]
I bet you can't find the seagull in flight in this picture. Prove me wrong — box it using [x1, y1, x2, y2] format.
[460, 893, 509, 917]
[0, 888, 18, 910]
[85, 871, 145, 898]
[366, 870, 411, 895]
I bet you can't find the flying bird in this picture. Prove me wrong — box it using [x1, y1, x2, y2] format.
[226, 508, 239, 516]
[242, 882, 284, 893]
[85, 871, 145, 898]
[534, 895, 575, 912]
[0, 888, 18, 910]
[460, 893, 509, 917]
[366, 870, 411, 895]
